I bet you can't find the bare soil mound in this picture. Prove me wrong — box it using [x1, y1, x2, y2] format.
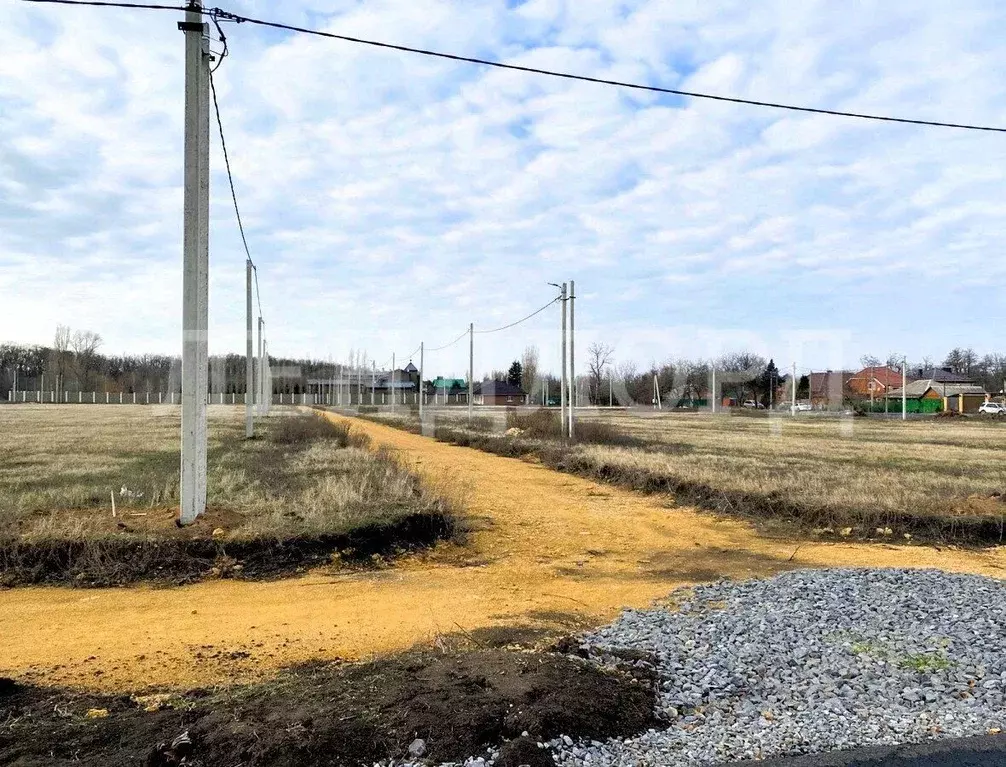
[0, 641, 657, 766]
[0, 510, 454, 587]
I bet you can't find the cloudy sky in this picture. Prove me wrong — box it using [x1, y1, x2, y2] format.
[3, 0, 1005, 378]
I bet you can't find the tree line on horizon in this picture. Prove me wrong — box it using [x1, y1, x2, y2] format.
[4, 326, 1004, 406]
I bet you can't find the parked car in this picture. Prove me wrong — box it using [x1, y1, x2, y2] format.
[742, 400, 765, 409]
[790, 402, 812, 412]
[979, 402, 1006, 415]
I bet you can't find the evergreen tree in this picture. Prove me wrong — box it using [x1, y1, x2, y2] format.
[507, 360, 522, 387]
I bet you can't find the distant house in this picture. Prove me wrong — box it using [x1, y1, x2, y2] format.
[846, 366, 906, 398]
[886, 378, 987, 414]
[474, 380, 527, 406]
[306, 365, 418, 405]
[915, 367, 979, 385]
[808, 370, 855, 408]
[430, 376, 469, 404]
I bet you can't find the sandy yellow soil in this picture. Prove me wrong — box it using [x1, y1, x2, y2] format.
[4, 413, 1006, 692]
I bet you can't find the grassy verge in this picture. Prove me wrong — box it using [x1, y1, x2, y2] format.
[0, 630, 657, 767]
[0, 406, 460, 586]
[360, 407, 1006, 545]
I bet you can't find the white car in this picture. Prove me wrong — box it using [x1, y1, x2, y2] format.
[790, 402, 812, 412]
[979, 402, 1006, 415]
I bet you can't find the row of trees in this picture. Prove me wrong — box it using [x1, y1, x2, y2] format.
[8, 324, 1005, 407]
[0, 327, 380, 400]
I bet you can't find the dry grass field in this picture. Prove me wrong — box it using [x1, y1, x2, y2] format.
[577, 410, 1006, 531]
[0, 405, 457, 584]
[374, 407, 1006, 542]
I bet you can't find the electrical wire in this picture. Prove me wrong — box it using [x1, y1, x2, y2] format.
[474, 296, 560, 335]
[208, 12, 228, 73]
[25, 0, 1006, 132]
[397, 343, 422, 363]
[210, 66, 266, 327]
[252, 264, 263, 319]
[25, 0, 1006, 133]
[208, 71, 250, 261]
[202, 7, 1006, 134]
[427, 328, 469, 352]
[22, 0, 187, 9]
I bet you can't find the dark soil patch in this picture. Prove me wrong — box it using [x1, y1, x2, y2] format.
[0, 645, 658, 766]
[0, 511, 457, 588]
[497, 736, 556, 767]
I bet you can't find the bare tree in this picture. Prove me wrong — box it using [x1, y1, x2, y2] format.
[49, 325, 73, 402]
[859, 354, 881, 368]
[71, 330, 103, 392]
[586, 342, 615, 405]
[520, 345, 539, 400]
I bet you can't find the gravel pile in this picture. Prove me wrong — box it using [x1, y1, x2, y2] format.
[552, 568, 1006, 765]
[393, 568, 1006, 767]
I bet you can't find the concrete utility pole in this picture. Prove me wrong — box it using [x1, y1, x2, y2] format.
[711, 366, 717, 413]
[791, 362, 797, 415]
[419, 342, 424, 421]
[263, 339, 269, 411]
[391, 353, 396, 414]
[902, 358, 907, 421]
[560, 283, 567, 436]
[371, 360, 376, 405]
[468, 323, 474, 423]
[569, 279, 575, 439]
[256, 317, 264, 415]
[337, 365, 343, 406]
[179, 1, 210, 525]
[245, 260, 253, 437]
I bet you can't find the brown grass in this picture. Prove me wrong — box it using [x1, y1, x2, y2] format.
[0, 405, 460, 584]
[367, 407, 1006, 543]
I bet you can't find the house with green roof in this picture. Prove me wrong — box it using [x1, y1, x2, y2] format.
[430, 376, 469, 404]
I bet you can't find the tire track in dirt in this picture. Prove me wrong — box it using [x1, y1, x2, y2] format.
[3, 413, 1006, 692]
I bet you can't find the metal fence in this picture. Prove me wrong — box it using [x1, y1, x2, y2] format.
[859, 398, 943, 414]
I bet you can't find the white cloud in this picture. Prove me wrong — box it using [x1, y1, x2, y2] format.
[2, 0, 1006, 375]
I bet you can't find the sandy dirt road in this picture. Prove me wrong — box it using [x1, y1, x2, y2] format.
[4, 414, 1006, 692]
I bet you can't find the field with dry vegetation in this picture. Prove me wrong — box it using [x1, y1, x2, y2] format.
[0, 405, 458, 585]
[368, 407, 1006, 543]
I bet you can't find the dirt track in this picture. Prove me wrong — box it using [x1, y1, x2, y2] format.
[4, 414, 1006, 692]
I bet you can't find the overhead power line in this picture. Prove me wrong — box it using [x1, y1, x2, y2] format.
[209, 67, 265, 325]
[474, 296, 560, 335]
[427, 328, 469, 352]
[208, 71, 249, 262]
[23, 0, 187, 9]
[252, 264, 263, 319]
[23, 0, 1006, 133]
[209, 8, 1005, 133]
[398, 343, 422, 362]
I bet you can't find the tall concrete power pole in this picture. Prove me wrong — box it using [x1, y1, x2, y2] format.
[902, 358, 907, 421]
[468, 323, 474, 423]
[560, 282, 567, 436]
[257, 317, 264, 415]
[419, 342, 424, 422]
[245, 259, 253, 438]
[791, 362, 797, 415]
[178, 1, 210, 525]
[569, 279, 575, 440]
